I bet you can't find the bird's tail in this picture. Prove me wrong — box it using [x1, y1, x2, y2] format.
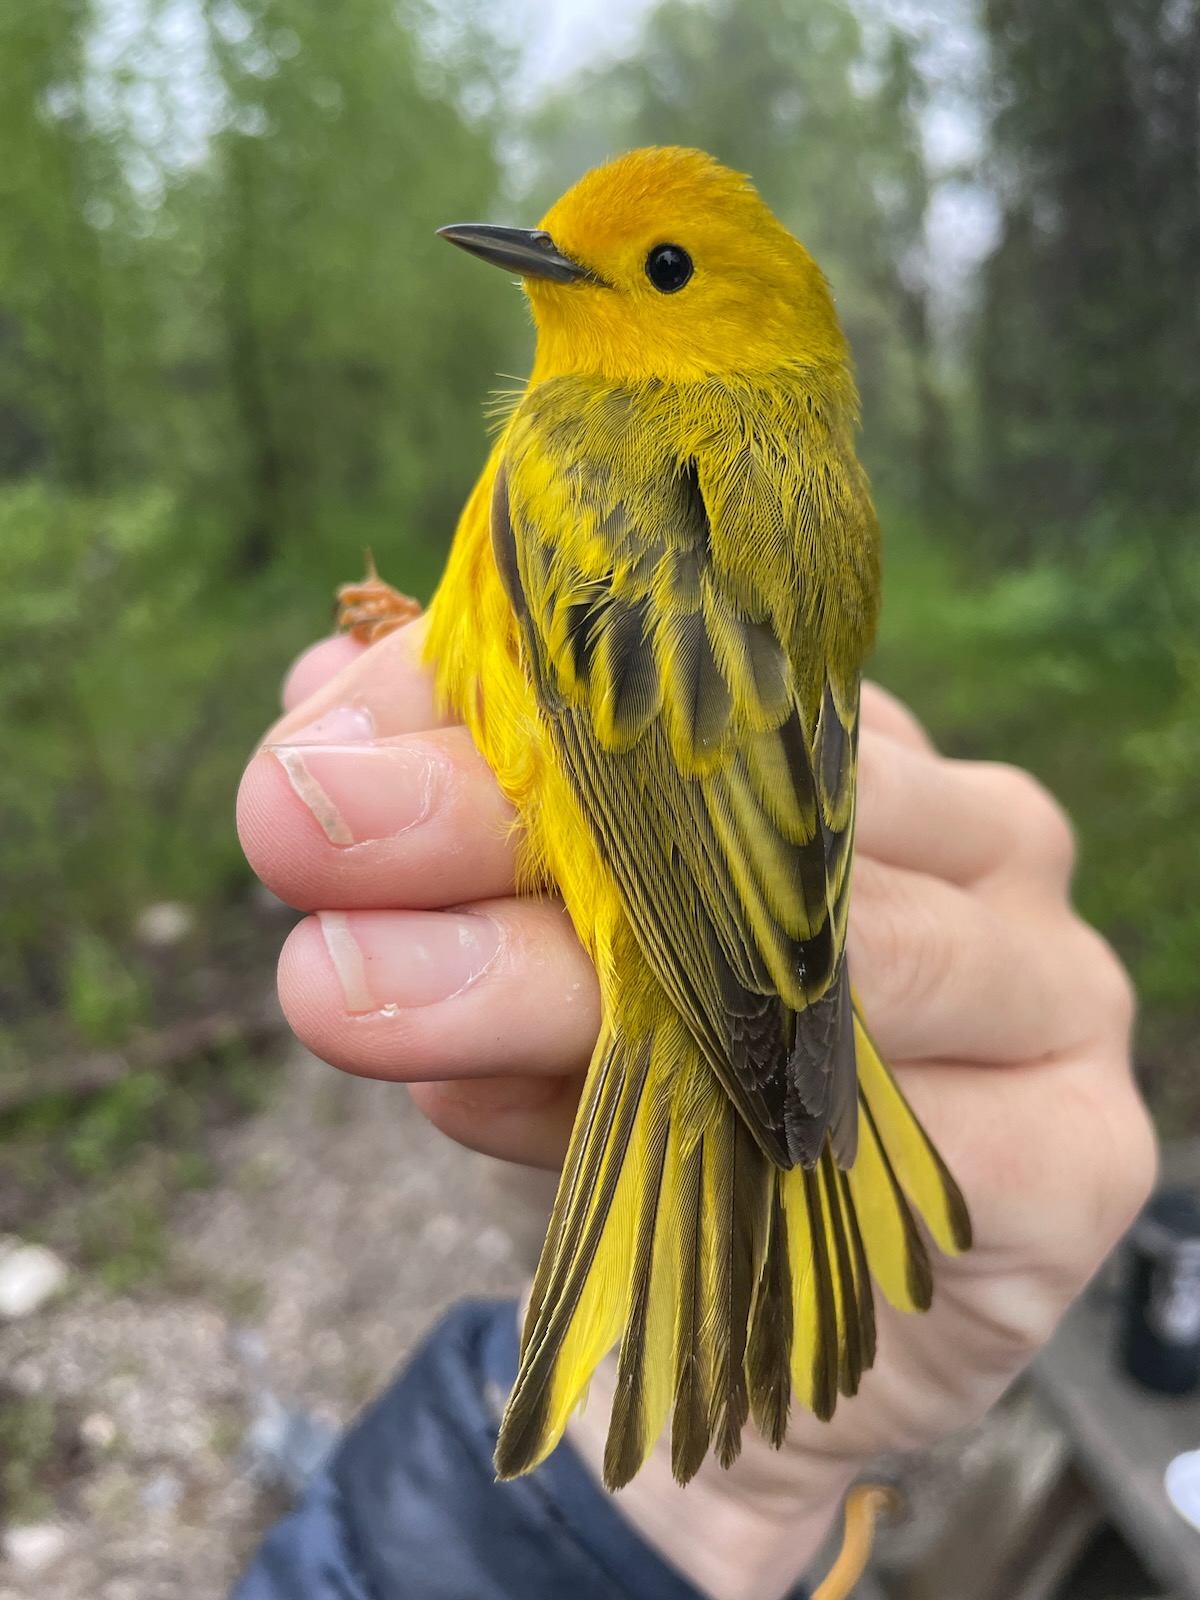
[494, 1005, 971, 1489]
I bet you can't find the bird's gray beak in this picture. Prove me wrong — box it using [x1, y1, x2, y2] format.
[436, 223, 599, 285]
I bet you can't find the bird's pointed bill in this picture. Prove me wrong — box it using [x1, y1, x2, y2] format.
[436, 223, 599, 284]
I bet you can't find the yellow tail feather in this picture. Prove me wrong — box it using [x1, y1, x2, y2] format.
[495, 999, 969, 1488]
[851, 1008, 973, 1260]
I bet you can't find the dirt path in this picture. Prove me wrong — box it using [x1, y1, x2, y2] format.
[0, 1046, 545, 1598]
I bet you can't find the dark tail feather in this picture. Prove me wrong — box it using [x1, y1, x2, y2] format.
[820, 1149, 868, 1397]
[800, 1163, 840, 1421]
[708, 1112, 766, 1468]
[838, 1164, 878, 1380]
[670, 1134, 711, 1484]
[746, 1175, 793, 1449]
[604, 1092, 671, 1489]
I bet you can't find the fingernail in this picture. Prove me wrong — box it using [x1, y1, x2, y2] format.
[319, 909, 501, 1013]
[267, 742, 436, 846]
[285, 704, 376, 744]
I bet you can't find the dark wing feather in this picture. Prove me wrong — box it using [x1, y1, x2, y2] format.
[497, 377, 869, 1170]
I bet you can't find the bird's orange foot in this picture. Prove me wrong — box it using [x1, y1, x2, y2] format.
[335, 552, 422, 643]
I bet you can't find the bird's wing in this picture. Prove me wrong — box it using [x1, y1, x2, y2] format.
[496, 375, 877, 1170]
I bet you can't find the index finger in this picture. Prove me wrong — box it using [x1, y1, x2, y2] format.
[267, 616, 450, 744]
[859, 682, 936, 752]
[283, 635, 368, 712]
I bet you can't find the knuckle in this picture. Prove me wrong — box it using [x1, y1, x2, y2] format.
[851, 859, 943, 1016]
[1118, 1093, 1159, 1218]
[1091, 1081, 1158, 1245]
[1073, 923, 1137, 1039]
[990, 764, 1077, 879]
[1046, 1077, 1157, 1278]
[859, 681, 935, 752]
[1094, 939, 1138, 1036]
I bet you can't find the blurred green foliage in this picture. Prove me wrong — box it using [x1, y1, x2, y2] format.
[0, 0, 1196, 1136]
[0, 1038, 269, 1288]
[874, 523, 1198, 1023]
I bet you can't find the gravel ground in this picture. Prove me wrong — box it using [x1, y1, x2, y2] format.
[0, 1044, 547, 1598]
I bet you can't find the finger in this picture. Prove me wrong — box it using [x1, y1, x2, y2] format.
[267, 615, 447, 745]
[277, 898, 600, 1085]
[848, 855, 1123, 1065]
[859, 682, 936, 752]
[283, 635, 368, 712]
[856, 735, 1076, 894]
[894, 1049, 1151, 1226]
[407, 1075, 583, 1169]
[238, 726, 518, 910]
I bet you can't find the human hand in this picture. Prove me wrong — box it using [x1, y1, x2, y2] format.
[237, 619, 1156, 1600]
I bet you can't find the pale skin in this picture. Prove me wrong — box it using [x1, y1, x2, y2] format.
[237, 616, 1157, 1600]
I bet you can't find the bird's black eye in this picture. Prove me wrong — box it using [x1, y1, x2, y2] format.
[645, 243, 693, 293]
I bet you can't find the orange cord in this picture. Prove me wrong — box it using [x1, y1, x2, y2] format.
[812, 1484, 901, 1600]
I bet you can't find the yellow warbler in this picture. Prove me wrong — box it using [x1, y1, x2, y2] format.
[347, 146, 971, 1489]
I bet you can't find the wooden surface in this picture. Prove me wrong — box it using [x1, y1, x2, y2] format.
[1033, 1281, 1200, 1599]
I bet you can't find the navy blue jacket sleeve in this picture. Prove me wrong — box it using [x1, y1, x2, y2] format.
[231, 1298, 773, 1600]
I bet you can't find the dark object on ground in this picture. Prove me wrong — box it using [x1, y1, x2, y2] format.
[1120, 1189, 1200, 1397]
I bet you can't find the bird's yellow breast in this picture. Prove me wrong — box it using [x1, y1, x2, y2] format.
[425, 443, 622, 969]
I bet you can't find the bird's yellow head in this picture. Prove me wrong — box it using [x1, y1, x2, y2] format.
[438, 147, 850, 384]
